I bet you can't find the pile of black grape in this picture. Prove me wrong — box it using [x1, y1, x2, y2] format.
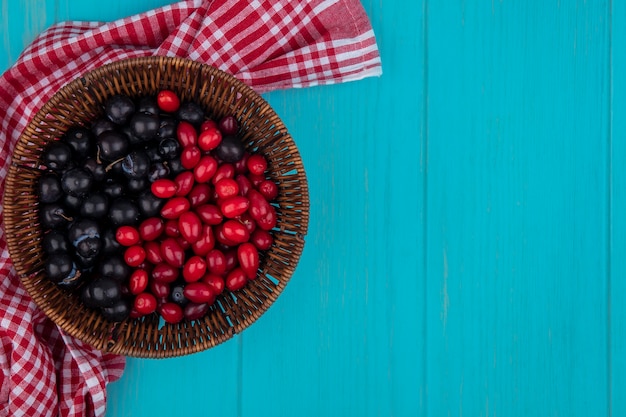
[37, 92, 250, 322]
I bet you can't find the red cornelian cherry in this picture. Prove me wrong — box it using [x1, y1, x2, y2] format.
[178, 211, 202, 244]
[182, 256, 207, 282]
[198, 127, 222, 151]
[159, 302, 184, 324]
[134, 292, 157, 315]
[214, 178, 239, 199]
[129, 269, 149, 295]
[139, 217, 164, 241]
[116, 226, 140, 246]
[174, 171, 195, 196]
[124, 245, 146, 267]
[181, 146, 202, 169]
[226, 267, 248, 291]
[157, 90, 180, 113]
[183, 282, 214, 303]
[151, 178, 177, 198]
[246, 154, 268, 176]
[176, 121, 197, 147]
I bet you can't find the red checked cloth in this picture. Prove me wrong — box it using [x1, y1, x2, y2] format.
[0, 0, 380, 416]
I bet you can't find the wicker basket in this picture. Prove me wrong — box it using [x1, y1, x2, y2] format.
[3, 56, 309, 358]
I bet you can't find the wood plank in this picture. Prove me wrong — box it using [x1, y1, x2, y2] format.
[55, 0, 174, 23]
[238, 1, 426, 415]
[610, 0, 626, 415]
[426, 1, 610, 415]
[0, 0, 56, 72]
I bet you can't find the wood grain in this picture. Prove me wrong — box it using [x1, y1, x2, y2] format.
[426, 2, 611, 416]
[0, 1, 621, 416]
[611, 1, 625, 415]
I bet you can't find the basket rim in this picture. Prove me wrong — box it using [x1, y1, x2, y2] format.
[3, 56, 310, 358]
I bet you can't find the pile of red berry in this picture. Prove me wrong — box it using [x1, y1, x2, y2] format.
[37, 89, 279, 323]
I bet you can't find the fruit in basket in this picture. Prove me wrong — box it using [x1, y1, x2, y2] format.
[37, 89, 279, 323]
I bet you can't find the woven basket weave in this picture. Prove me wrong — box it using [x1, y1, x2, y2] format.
[3, 56, 309, 358]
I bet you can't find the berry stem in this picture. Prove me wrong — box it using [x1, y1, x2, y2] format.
[105, 157, 124, 172]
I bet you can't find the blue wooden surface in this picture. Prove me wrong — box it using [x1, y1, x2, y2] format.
[0, 1, 622, 416]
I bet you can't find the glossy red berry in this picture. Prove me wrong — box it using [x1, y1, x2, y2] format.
[116, 226, 140, 246]
[129, 269, 149, 295]
[226, 267, 248, 291]
[160, 237, 185, 268]
[198, 127, 222, 151]
[181, 146, 202, 169]
[144, 241, 162, 264]
[152, 262, 179, 283]
[178, 211, 202, 244]
[237, 242, 259, 280]
[183, 282, 214, 303]
[159, 302, 184, 324]
[139, 217, 164, 241]
[219, 195, 249, 218]
[176, 121, 197, 147]
[257, 180, 279, 201]
[246, 154, 268, 176]
[134, 292, 157, 315]
[195, 204, 223, 225]
[202, 273, 225, 295]
[250, 229, 273, 251]
[157, 90, 180, 113]
[221, 220, 250, 244]
[124, 245, 146, 267]
[160, 197, 190, 219]
[214, 178, 239, 199]
[151, 178, 177, 198]
[193, 155, 218, 183]
[174, 171, 195, 196]
[182, 256, 207, 282]
[184, 302, 210, 321]
[206, 249, 227, 276]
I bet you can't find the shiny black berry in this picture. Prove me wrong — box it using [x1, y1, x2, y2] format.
[83, 158, 106, 182]
[101, 298, 131, 322]
[176, 102, 204, 126]
[137, 191, 165, 218]
[108, 198, 140, 226]
[170, 284, 188, 306]
[64, 127, 93, 158]
[91, 118, 116, 137]
[121, 150, 150, 179]
[99, 255, 132, 282]
[102, 180, 124, 199]
[157, 117, 177, 139]
[214, 135, 245, 163]
[137, 96, 159, 115]
[42, 230, 69, 253]
[61, 168, 93, 197]
[105, 95, 135, 125]
[45, 252, 77, 283]
[126, 178, 148, 194]
[62, 194, 83, 213]
[158, 138, 180, 160]
[80, 193, 109, 218]
[84, 276, 122, 307]
[167, 157, 185, 176]
[42, 142, 72, 171]
[147, 162, 169, 182]
[130, 112, 160, 140]
[67, 218, 100, 246]
[38, 173, 63, 203]
[40, 203, 72, 229]
[101, 228, 122, 253]
[75, 236, 102, 258]
[96, 131, 129, 161]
